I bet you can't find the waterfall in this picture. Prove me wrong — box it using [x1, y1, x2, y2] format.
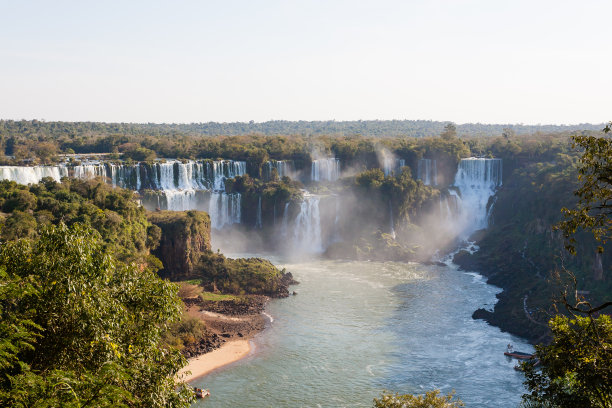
[256, 196, 262, 229]
[311, 158, 340, 182]
[333, 195, 341, 242]
[453, 158, 502, 235]
[389, 201, 396, 239]
[293, 193, 322, 253]
[281, 202, 290, 237]
[0, 165, 69, 184]
[439, 190, 461, 222]
[164, 189, 199, 211]
[0, 160, 247, 229]
[209, 192, 241, 229]
[383, 158, 406, 176]
[265, 160, 293, 180]
[417, 159, 437, 186]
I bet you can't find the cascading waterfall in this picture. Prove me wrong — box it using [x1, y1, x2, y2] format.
[0, 160, 247, 228]
[163, 190, 199, 211]
[0, 165, 69, 184]
[333, 195, 341, 242]
[281, 202, 290, 237]
[293, 193, 322, 253]
[453, 158, 502, 235]
[147, 160, 245, 226]
[209, 192, 242, 229]
[255, 196, 263, 229]
[417, 159, 437, 186]
[383, 158, 406, 176]
[311, 158, 340, 182]
[439, 190, 461, 222]
[389, 201, 396, 239]
[264, 160, 293, 180]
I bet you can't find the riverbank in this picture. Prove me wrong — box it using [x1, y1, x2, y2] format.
[177, 293, 269, 382]
[453, 246, 551, 344]
[178, 339, 252, 382]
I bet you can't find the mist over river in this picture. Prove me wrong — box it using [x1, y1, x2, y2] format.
[192, 257, 532, 408]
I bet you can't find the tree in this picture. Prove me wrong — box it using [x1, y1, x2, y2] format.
[521, 123, 612, 408]
[557, 125, 612, 254]
[0, 223, 193, 407]
[373, 390, 464, 408]
[522, 315, 612, 408]
[440, 123, 457, 140]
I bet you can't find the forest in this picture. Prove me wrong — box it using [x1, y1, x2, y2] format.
[0, 120, 610, 406]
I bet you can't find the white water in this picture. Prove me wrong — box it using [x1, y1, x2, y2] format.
[383, 158, 406, 176]
[281, 202, 290, 237]
[311, 158, 340, 182]
[417, 158, 437, 186]
[0, 159, 247, 228]
[0, 160, 246, 191]
[293, 193, 322, 253]
[453, 158, 502, 236]
[389, 201, 396, 239]
[209, 192, 241, 229]
[0, 165, 69, 184]
[264, 160, 294, 180]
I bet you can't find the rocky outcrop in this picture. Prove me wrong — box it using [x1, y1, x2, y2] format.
[147, 210, 211, 279]
[181, 333, 222, 358]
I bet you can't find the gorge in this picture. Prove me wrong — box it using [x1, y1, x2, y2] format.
[0, 144, 596, 407]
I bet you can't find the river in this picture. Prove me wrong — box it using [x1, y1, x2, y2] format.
[191, 256, 532, 407]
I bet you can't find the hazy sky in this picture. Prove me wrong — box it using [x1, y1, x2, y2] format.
[1, 0, 610, 124]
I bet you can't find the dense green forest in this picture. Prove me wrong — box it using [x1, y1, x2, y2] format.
[0, 119, 603, 140]
[0, 119, 604, 167]
[0, 178, 160, 267]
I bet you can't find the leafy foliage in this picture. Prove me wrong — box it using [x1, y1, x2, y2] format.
[373, 390, 464, 408]
[0, 178, 161, 267]
[147, 210, 211, 278]
[522, 315, 612, 408]
[558, 130, 612, 254]
[197, 252, 289, 296]
[0, 223, 193, 407]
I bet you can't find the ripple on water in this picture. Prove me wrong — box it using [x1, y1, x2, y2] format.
[193, 259, 532, 408]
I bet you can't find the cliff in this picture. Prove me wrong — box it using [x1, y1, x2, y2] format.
[453, 157, 612, 343]
[147, 210, 211, 279]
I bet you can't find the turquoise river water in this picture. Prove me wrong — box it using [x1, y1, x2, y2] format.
[192, 257, 532, 407]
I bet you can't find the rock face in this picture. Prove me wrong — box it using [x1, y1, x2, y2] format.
[148, 210, 211, 279]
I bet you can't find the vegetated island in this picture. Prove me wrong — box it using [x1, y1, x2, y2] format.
[149, 210, 298, 380]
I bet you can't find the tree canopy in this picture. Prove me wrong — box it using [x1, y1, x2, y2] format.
[0, 223, 193, 407]
[373, 390, 464, 408]
[558, 127, 612, 254]
[521, 123, 612, 408]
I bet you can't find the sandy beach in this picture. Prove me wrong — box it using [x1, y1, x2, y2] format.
[178, 339, 252, 382]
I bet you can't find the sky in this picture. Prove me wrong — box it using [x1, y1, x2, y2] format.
[0, 0, 610, 125]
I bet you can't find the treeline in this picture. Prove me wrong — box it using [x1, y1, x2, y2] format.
[0, 120, 605, 167]
[0, 119, 604, 139]
[3, 119, 600, 190]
